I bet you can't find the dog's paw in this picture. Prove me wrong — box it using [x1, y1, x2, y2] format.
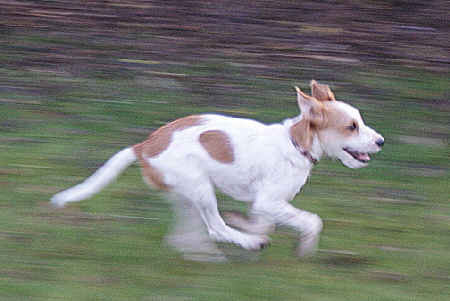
[239, 235, 271, 251]
[296, 213, 323, 258]
[297, 233, 320, 258]
[259, 238, 271, 250]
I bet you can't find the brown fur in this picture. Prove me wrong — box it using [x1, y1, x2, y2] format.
[140, 158, 171, 191]
[311, 80, 335, 101]
[290, 118, 314, 151]
[319, 108, 358, 139]
[134, 115, 204, 157]
[133, 115, 204, 191]
[199, 130, 235, 163]
[291, 82, 333, 151]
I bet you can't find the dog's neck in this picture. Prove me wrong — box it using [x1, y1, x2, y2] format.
[284, 117, 321, 164]
[290, 139, 319, 164]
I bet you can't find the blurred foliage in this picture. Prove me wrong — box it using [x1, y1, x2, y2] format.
[0, 1, 449, 300]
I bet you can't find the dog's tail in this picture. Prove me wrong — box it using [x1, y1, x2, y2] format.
[50, 147, 137, 208]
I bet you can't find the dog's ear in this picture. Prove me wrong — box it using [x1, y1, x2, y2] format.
[310, 80, 335, 102]
[295, 86, 322, 119]
[293, 86, 327, 151]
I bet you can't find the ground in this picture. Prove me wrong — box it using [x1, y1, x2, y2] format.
[0, 1, 449, 300]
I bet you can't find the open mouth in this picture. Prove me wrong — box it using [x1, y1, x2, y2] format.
[343, 148, 370, 163]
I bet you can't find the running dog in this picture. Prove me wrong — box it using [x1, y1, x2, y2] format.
[51, 80, 384, 260]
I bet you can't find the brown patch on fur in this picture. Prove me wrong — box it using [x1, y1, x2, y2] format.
[134, 115, 204, 157]
[290, 118, 315, 151]
[199, 130, 234, 163]
[295, 86, 314, 101]
[140, 159, 171, 191]
[133, 115, 204, 191]
[292, 81, 340, 151]
[320, 106, 358, 138]
[311, 80, 335, 102]
[291, 102, 329, 151]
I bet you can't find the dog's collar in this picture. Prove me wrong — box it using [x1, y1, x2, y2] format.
[291, 139, 319, 164]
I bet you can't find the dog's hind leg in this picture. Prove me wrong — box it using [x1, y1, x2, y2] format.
[175, 180, 270, 251]
[165, 194, 226, 262]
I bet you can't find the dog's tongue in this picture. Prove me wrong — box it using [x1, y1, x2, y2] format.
[343, 148, 371, 163]
[358, 153, 370, 162]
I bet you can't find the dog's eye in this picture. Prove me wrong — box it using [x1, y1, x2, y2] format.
[347, 123, 357, 131]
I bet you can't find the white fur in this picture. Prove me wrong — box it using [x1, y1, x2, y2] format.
[50, 147, 136, 207]
[319, 101, 383, 169]
[51, 85, 384, 260]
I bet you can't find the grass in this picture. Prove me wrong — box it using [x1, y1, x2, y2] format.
[2, 74, 449, 301]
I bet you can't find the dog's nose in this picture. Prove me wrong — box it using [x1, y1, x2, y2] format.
[376, 139, 385, 147]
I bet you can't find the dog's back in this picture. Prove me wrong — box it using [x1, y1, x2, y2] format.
[135, 114, 311, 203]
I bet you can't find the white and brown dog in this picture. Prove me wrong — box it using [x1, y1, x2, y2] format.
[51, 80, 384, 260]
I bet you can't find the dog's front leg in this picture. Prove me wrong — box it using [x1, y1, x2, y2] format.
[253, 201, 323, 257]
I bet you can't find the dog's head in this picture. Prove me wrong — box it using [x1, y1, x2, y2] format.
[292, 80, 384, 169]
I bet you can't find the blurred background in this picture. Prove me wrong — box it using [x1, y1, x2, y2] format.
[1, 1, 449, 300]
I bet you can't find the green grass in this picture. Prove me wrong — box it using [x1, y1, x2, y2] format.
[1, 60, 449, 300]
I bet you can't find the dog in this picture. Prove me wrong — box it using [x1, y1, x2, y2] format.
[51, 80, 384, 260]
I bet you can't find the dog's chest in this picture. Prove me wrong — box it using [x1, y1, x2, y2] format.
[210, 155, 311, 203]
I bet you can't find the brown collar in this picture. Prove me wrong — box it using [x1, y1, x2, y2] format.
[291, 139, 319, 164]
